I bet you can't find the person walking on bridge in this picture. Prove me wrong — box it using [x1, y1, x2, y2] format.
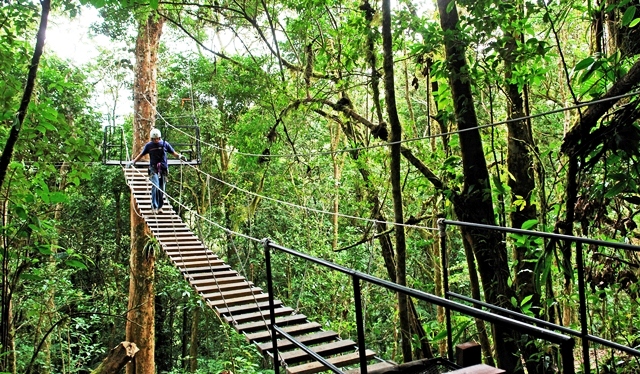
[127, 128, 186, 214]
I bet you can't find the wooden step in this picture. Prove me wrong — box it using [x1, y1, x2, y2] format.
[234, 313, 308, 333]
[223, 306, 293, 324]
[201, 287, 263, 301]
[153, 231, 193, 236]
[207, 293, 270, 309]
[344, 361, 396, 373]
[161, 242, 204, 250]
[166, 248, 214, 255]
[245, 322, 322, 343]
[285, 349, 375, 374]
[195, 281, 254, 294]
[166, 252, 218, 260]
[216, 300, 283, 315]
[169, 255, 220, 263]
[191, 276, 247, 287]
[180, 265, 232, 273]
[184, 270, 238, 280]
[174, 259, 226, 268]
[153, 227, 193, 234]
[257, 330, 339, 353]
[279, 339, 357, 364]
[163, 244, 207, 251]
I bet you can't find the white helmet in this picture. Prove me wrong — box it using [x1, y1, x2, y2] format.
[150, 128, 161, 139]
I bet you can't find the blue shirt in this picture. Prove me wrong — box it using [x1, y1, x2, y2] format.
[140, 140, 175, 172]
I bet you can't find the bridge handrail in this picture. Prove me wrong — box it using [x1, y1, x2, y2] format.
[438, 219, 640, 374]
[264, 239, 575, 374]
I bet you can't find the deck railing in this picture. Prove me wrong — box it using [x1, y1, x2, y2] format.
[264, 237, 576, 374]
[439, 219, 640, 374]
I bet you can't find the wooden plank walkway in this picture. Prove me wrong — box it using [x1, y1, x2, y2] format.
[124, 168, 394, 374]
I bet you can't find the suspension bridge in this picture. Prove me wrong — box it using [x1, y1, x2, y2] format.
[111, 120, 640, 374]
[125, 167, 402, 374]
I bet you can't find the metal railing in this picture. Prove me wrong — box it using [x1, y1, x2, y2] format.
[102, 125, 125, 164]
[102, 124, 201, 165]
[263, 238, 576, 374]
[439, 219, 640, 374]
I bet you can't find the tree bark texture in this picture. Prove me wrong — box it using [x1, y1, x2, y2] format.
[126, 12, 164, 374]
[0, 0, 49, 192]
[436, 0, 516, 370]
[0, 3, 49, 371]
[189, 307, 200, 372]
[503, 33, 539, 306]
[381, 0, 412, 362]
[91, 342, 139, 374]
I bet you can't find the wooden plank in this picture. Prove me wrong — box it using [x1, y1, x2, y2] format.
[245, 322, 322, 343]
[196, 281, 254, 293]
[344, 361, 396, 373]
[279, 339, 357, 364]
[184, 270, 238, 280]
[174, 259, 226, 268]
[215, 300, 283, 315]
[168, 254, 219, 262]
[445, 364, 505, 374]
[153, 231, 194, 236]
[166, 252, 217, 259]
[180, 265, 232, 273]
[171, 257, 225, 269]
[285, 349, 376, 374]
[201, 287, 263, 301]
[257, 330, 339, 353]
[162, 245, 207, 251]
[234, 314, 307, 333]
[190, 276, 247, 286]
[223, 306, 293, 324]
[153, 227, 193, 237]
[207, 293, 270, 309]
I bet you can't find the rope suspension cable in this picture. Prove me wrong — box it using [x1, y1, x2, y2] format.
[180, 161, 439, 232]
[150, 89, 640, 159]
[121, 141, 268, 329]
[125, 164, 248, 326]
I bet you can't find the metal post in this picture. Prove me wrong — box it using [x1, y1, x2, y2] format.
[438, 219, 453, 360]
[576, 241, 590, 373]
[560, 339, 576, 374]
[352, 275, 368, 374]
[119, 126, 123, 164]
[264, 238, 279, 373]
[102, 129, 107, 164]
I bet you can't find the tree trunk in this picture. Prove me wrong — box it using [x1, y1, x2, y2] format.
[330, 122, 344, 250]
[0, 4, 49, 369]
[126, 12, 164, 374]
[381, 0, 411, 362]
[0, 0, 49, 191]
[436, 0, 516, 370]
[189, 307, 200, 372]
[91, 342, 139, 374]
[502, 11, 539, 308]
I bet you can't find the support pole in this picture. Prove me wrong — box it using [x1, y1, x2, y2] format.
[438, 219, 453, 359]
[264, 239, 279, 373]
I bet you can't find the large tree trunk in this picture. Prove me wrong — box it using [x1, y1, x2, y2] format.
[189, 307, 200, 372]
[91, 342, 139, 374]
[381, 0, 411, 362]
[0, 4, 49, 369]
[436, 0, 516, 371]
[0, 0, 49, 191]
[126, 12, 164, 374]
